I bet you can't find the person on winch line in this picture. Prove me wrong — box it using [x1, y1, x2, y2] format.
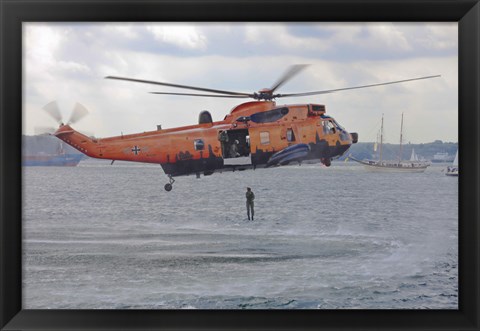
[246, 187, 255, 220]
[230, 140, 240, 157]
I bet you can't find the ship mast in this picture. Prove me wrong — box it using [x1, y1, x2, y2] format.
[379, 114, 384, 161]
[399, 113, 404, 162]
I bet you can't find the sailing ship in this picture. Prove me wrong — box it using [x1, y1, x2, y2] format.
[350, 113, 430, 172]
[445, 149, 459, 176]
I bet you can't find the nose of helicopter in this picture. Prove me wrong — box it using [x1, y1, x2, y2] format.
[350, 132, 358, 144]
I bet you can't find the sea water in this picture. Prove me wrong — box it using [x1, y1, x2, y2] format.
[22, 162, 458, 309]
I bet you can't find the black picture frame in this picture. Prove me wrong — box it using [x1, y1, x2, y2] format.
[1, 0, 478, 330]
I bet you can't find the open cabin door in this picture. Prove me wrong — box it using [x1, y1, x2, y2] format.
[218, 129, 252, 165]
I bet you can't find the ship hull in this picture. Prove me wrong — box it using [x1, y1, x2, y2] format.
[445, 168, 459, 176]
[23, 154, 83, 167]
[350, 157, 429, 173]
[362, 163, 429, 173]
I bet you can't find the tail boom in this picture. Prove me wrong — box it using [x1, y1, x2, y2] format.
[53, 125, 168, 164]
[54, 125, 100, 158]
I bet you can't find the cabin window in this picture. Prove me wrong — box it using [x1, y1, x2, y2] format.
[194, 139, 205, 151]
[286, 128, 295, 142]
[260, 131, 270, 145]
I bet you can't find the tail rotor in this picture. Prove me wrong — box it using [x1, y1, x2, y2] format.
[36, 101, 92, 136]
[68, 102, 89, 125]
[42, 101, 63, 124]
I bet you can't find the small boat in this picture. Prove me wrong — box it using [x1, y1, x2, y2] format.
[445, 150, 459, 176]
[351, 113, 430, 173]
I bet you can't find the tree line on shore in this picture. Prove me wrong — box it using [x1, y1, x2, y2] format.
[341, 140, 458, 162]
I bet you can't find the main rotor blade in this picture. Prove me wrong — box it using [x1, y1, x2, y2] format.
[269, 64, 309, 93]
[150, 92, 251, 98]
[106, 76, 251, 97]
[276, 75, 441, 98]
[68, 102, 89, 124]
[42, 101, 63, 124]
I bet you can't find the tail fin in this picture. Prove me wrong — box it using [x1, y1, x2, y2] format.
[53, 124, 99, 158]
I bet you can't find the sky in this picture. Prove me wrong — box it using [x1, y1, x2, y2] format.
[23, 22, 458, 143]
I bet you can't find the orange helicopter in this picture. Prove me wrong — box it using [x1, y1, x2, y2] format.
[43, 65, 439, 191]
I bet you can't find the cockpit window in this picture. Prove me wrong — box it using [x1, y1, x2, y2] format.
[332, 119, 345, 131]
[323, 120, 336, 134]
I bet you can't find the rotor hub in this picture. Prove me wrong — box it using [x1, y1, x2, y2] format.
[253, 88, 277, 101]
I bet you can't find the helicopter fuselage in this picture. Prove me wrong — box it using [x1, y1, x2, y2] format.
[54, 101, 357, 178]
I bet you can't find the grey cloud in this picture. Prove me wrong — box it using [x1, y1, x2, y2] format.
[51, 23, 457, 66]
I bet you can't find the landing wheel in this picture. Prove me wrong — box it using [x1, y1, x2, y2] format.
[164, 175, 175, 192]
[322, 158, 331, 167]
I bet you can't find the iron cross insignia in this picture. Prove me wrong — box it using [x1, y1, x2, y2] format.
[131, 146, 141, 155]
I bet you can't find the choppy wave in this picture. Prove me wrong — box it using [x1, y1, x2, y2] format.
[22, 163, 458, 309]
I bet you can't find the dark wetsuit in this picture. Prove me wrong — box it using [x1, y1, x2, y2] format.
[246, 190, 255, 220]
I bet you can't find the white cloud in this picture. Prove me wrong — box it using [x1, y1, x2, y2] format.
[245, 24, 331, 53]
[365, 24, 412, 52]
[424, 25, 458, 50]
[57, 60, 91, 73]
[146, 24, 207, 50]
[104, 24, 139, 39]
[25, 25, 62, 66]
